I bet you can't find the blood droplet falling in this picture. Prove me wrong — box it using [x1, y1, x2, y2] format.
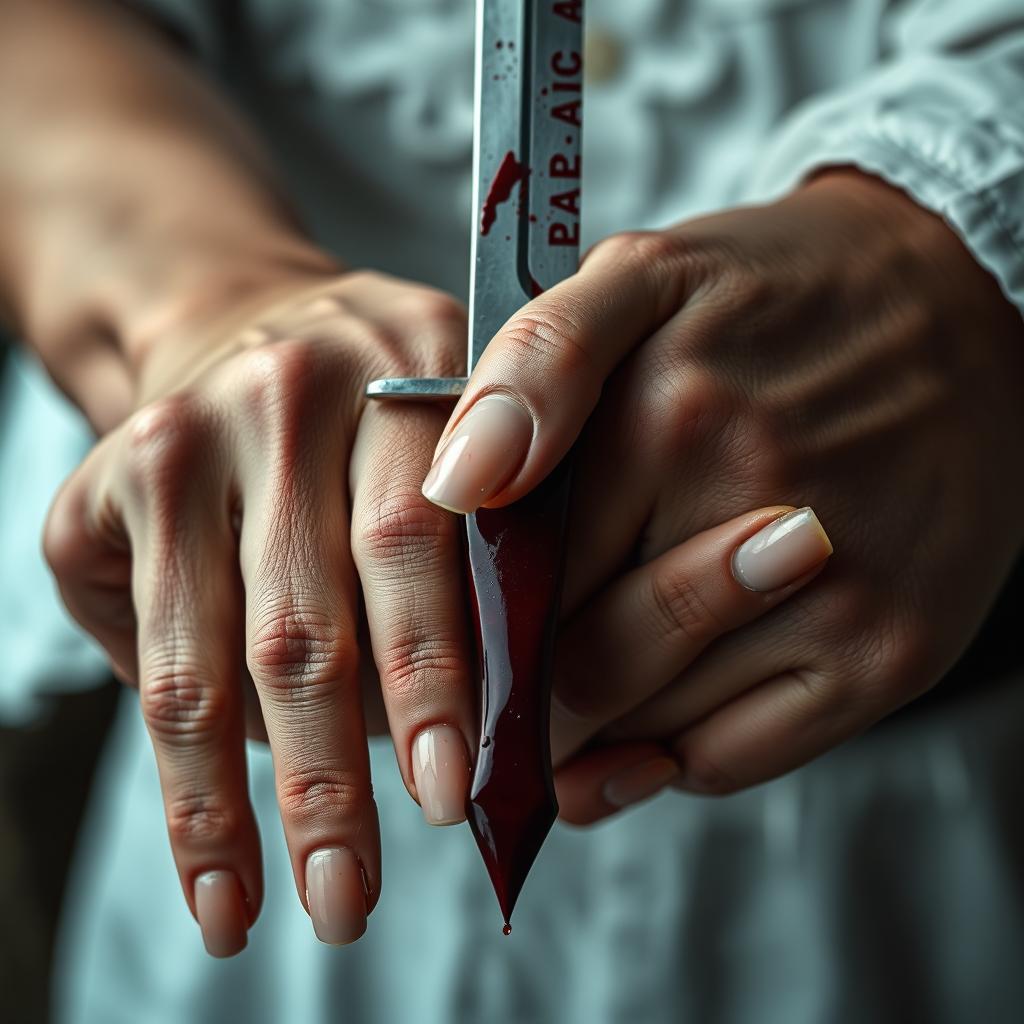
[480, 151, 529, 236]
[503, 923, 512, 936]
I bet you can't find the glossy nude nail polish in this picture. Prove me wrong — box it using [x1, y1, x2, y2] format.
[422, 395, 534, 513]
[305, 847, 367, 945]
[194, 870, 248, 958]
[411, 724, 472, 825]
[731, 507, 833, 592]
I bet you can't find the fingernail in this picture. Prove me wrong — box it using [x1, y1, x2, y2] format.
[731, 507, 833, 592]
[305, 847, 367, 945]
[422, 395, 534, 513]
[411, 724, 471, 825]
[194, 870, 248, 958]
[603, 757, 679, 809]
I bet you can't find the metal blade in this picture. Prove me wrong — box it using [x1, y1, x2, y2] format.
[468, 0, 583, 370]
[465, 0, 584, 929]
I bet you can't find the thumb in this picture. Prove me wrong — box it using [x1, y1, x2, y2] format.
[421, 231, 688, 513]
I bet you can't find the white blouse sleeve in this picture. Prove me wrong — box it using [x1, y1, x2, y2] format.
[748, 0, 1024, 315]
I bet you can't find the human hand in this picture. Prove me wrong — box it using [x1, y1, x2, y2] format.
[423, 169, 1024, 822]
[43, 269, 478, 954]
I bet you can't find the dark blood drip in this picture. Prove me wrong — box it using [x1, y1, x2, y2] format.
[480, 151, 530, 236]
[464, 456, 572, 926]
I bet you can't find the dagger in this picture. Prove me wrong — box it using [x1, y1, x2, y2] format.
[367, 0, 584, 931]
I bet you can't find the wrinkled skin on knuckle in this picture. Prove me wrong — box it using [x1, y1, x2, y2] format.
[354, 491, 452, 567]
[248, 605, 357, 705]
[501, 306, 603, 402]
[376, 630, 466, 716]
[276, 766, 367, 829]
[140, 663, 229, 741]
[165, 793, 243, 848]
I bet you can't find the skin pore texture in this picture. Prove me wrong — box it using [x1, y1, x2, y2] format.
[3, 0, 1023, 953]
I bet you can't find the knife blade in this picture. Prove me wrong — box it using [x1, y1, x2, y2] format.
[464, 0, 583, 932]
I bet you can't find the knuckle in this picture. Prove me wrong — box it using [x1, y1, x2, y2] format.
[236, 337, 324, 428]
[122, 395, 212, 492]
[501, 308, 602, 391]
[140, 666, 228, 740]
[646, 362, 730, 456]
[594, 229, 681, 271]
[378, 632, 465, 710]
[649, 564, 725, 648]
[277, 767, 365, 826]
[354, 491, 451, 565]
[248, 607, 357, 702]
[166, 793, 243, 847]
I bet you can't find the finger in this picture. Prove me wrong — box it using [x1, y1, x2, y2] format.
[350, 400, 474, 826]
[550, 506, 833, 765]
[43, 438, 139, 682]
[421, 230, 693, 513]
[553, 742, 679, 826]
[119, 399, 261, 959]
[599, 570, 850, 745]
[236, 349, 378, 945]
[667, 663, 904, 795]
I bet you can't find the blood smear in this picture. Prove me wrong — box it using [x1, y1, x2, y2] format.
[480, 151, 529, 236]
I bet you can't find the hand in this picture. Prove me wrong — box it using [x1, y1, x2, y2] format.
[43, 269, 478, 954]
[423, 169, 1024, 821]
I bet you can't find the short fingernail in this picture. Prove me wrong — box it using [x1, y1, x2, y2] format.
[194, 870, 248, 958]
[411, 724, 471, 825]
[305, 847, 368, 945]
[422, 395, 534, 513]
[603, 757, 679, 809]
[731, 507, 833, 592]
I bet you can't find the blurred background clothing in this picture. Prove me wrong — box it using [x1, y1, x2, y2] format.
[2, 0, 1023, 1021]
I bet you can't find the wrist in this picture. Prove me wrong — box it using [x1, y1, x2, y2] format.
[121, 241, 342, 409]
[124, 241, 341, 371]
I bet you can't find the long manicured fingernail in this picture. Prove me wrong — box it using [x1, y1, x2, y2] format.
[194, 870, 248, 958]
[603, 757, 679, 809]
[411, 724, 471, 825]
[731, 507, 833, 592]
[305, 847, 367, 945]
[422, 395, 533, 513]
